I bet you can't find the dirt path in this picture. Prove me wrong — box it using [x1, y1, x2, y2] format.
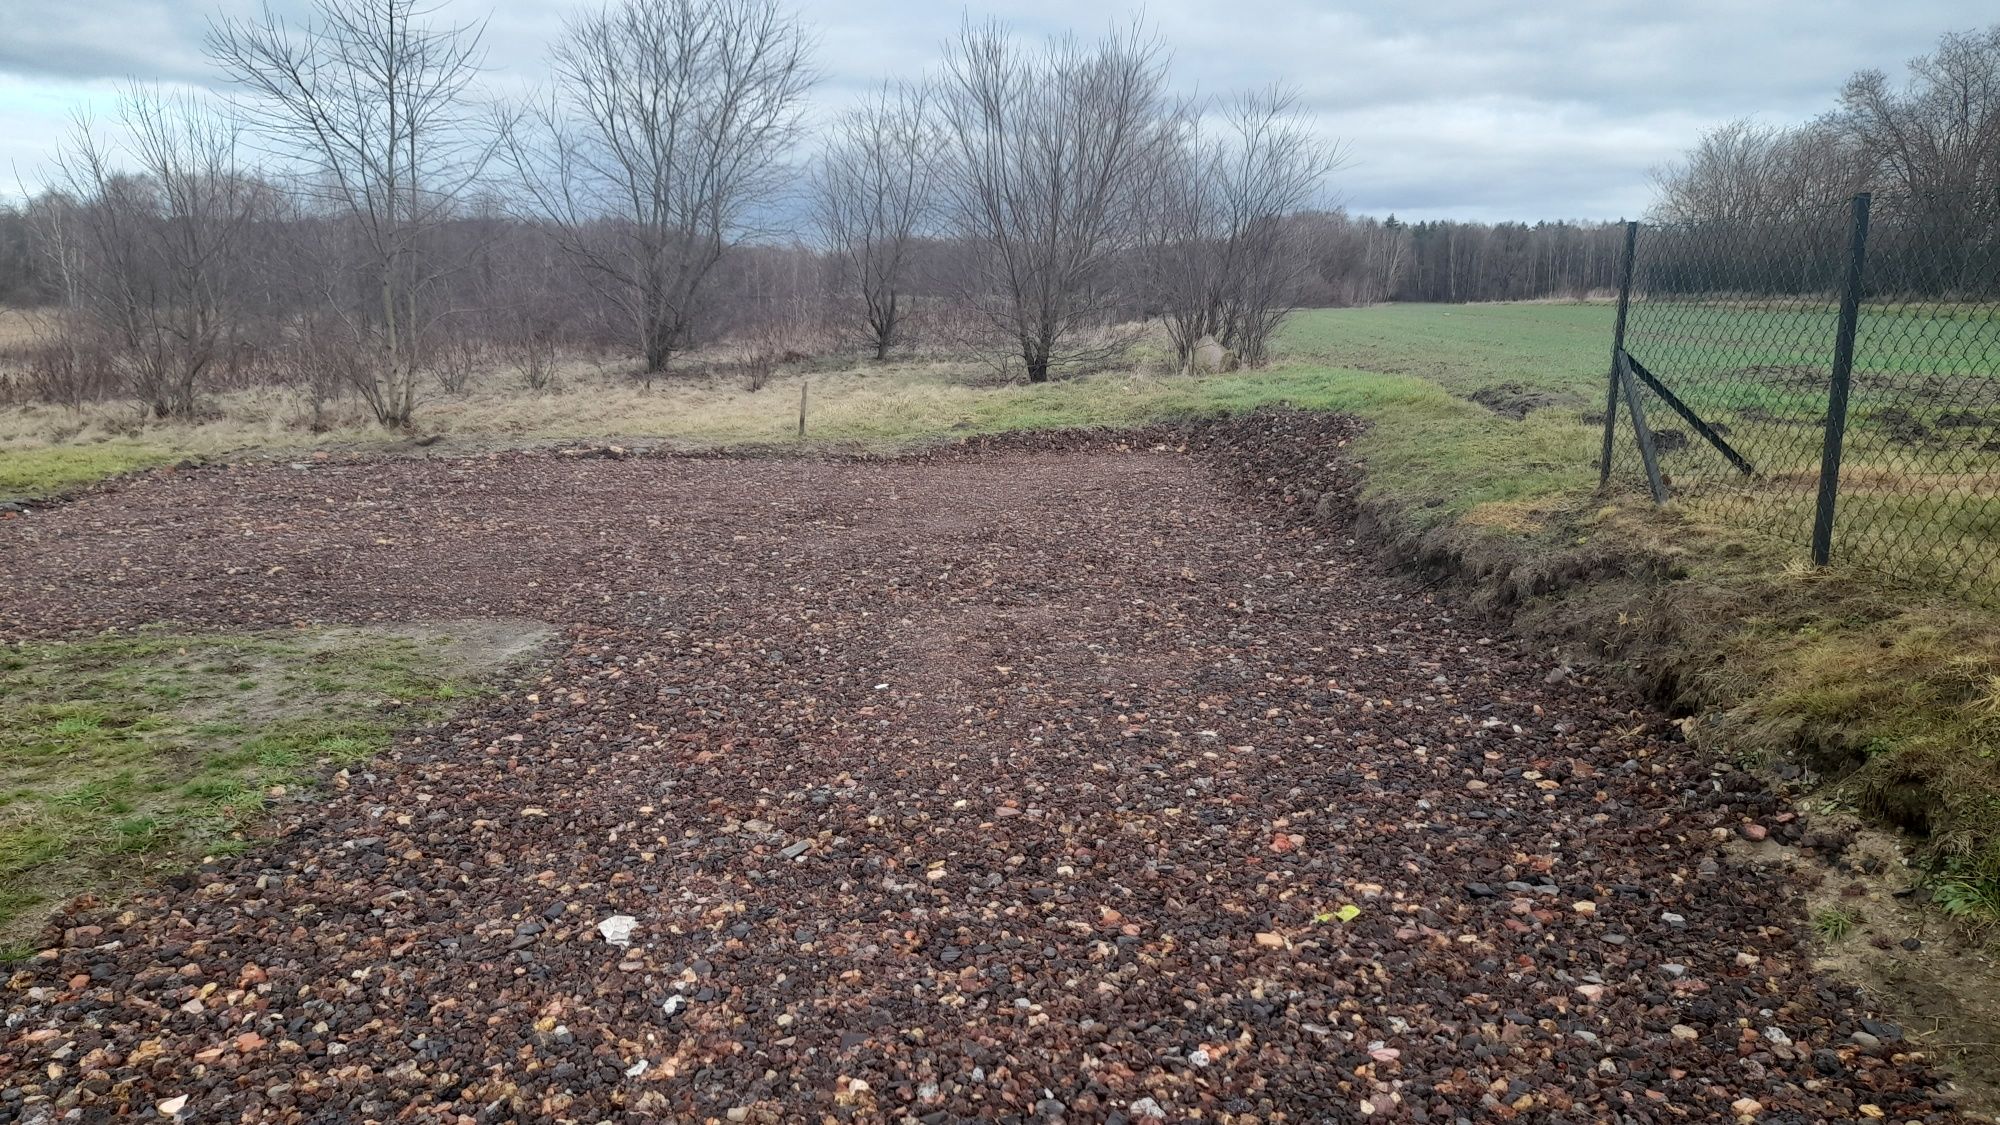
[0, 425, 1964, 1122]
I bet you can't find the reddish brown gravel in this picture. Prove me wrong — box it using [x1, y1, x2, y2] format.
[0, 416, 1964, 1122]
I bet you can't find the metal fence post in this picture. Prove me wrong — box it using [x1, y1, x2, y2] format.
[1599, 220, 1639, 487]
[1810, 192, 1871, 568]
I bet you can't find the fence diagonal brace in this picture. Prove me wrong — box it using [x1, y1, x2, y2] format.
[1622, 352, 1755, 476]
[1617, 350, 1670, 504]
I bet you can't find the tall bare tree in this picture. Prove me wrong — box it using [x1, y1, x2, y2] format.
[1840, 27, 2000, 201]
[938, 20, 1174, 383]
[504, 0, 815, 384]
[1657, 25, 2000, 232]
[1838, 23, 2000, 274]
[1143, 87, 1339, 369]
[810, 82, 938, 360]
[1650, 118, 1865, 222]
[207, 0, 495, 428]
[49, 88, 259, 417]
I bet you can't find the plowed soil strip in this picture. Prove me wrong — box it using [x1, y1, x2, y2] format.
[0, 435, 1961, 1122]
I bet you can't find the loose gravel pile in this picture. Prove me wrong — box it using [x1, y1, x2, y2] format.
[0, 414, 1964, 1122]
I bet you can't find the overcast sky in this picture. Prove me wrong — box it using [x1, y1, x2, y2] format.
[0, 0, 1983, 222]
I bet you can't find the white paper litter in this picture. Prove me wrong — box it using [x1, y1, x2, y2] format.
[597, 914, 637, 946]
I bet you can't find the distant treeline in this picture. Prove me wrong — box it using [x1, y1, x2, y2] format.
[0, 196, 1632, 318]
[1305, 213, 1627, 305]
[0, 209, 33, 307]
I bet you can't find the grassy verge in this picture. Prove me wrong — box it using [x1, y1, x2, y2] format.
[1258, 310, 2000, 918]
[1477, 502, 2000, 899]
[0, 307, 1610, 499]
[0, 627, 487, 956]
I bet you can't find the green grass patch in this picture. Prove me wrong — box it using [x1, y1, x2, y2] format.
[0, 442, 176, 501]
[0, 627, 475, 954]
[1813, 907, 1864, 941]
[1934, 860, 2000, 925]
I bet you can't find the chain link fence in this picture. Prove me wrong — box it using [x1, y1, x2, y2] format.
[1600, 190, 2000, 601]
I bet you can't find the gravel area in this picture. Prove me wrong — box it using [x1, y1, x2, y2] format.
[0, 416, 1965, 1122]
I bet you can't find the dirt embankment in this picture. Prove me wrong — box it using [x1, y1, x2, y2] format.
[1175, 407, 2000, 1116]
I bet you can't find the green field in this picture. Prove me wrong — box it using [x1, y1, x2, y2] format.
[1245, 302, 1996, 598]
[1280, 301, 1613, 398]
[1610, 300, 2000, 595]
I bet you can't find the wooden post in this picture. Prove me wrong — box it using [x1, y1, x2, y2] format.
[797, 379, 809, 438]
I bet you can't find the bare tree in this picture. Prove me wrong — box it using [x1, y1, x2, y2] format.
[1650, 118, 1865, 222]
[19, 189, 99, 407]
[207, 0, 495, 428]
[48, 88, 259, 418]
[1143, 87, 1339, 369]
[1838, 23, 2000, 271]
[504, 0, 815, 384]
[810, 81, 938, 360]
[1839, 26, 2000, 202]
[1215, 91, 1342, 366]
[1359, 213, 1412, 304]
[938, 20, 1175, 383]
[1657, 26, 2000, 229]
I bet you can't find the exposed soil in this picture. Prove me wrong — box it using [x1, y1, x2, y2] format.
[1873, 408, 1936, 448]
[0, 419, 1973, 1122]
[1467, 383, 1560, 420]
[1650, 428, 1690, 454]
[1736, 824, 2000, 1112]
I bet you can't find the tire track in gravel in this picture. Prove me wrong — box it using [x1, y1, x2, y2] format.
[0, 424, 1966, 1123]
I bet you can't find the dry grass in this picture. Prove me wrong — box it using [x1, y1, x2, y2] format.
[0, 339, 1208, 498]
[413, 356, 995, 446]
[1460, 497, 1557, 534]
[0, 342, 1166, 458]
[0, 308, 48, 348]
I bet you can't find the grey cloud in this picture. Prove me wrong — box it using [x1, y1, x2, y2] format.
[0, 0, 1982, 219]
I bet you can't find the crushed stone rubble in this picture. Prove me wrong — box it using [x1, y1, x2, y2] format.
[0, 414, 1964, 1121]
